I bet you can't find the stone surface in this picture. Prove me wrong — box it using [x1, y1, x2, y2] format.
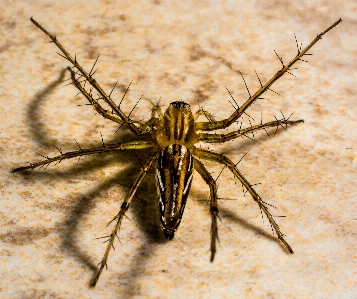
[0, 1, 356, 298]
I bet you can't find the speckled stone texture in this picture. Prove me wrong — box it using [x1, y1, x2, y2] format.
[0, 1, 356, 298]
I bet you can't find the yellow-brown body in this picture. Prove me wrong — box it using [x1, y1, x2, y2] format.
[154, 102, 196, 239]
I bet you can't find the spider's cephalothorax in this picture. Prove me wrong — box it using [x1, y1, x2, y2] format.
[155, 101, 197, 148]
[14, 18, 341, 286]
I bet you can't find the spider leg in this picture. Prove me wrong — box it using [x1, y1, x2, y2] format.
[13, 141, 155, 172]
[199, 117, 303, 143]
[30, 17, 149, 136]
[192, 148, 294, 254]
[67, 67, 126, 125]
[193, 157, 219, 262]
[67, 67, 158, 134]
[91, 151, 159, 287]
[195, 19, 341, 132]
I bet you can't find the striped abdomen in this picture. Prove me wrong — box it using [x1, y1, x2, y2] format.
[156, 144, 193, 240]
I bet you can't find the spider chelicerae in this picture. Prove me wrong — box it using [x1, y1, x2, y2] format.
[14, 18, 341, 286]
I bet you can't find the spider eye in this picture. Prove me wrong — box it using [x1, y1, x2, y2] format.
[170, 101, 190, 109]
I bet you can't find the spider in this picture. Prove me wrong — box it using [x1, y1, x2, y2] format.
[14, 18, 341, 286]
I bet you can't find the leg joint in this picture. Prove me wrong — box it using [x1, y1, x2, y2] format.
[210, 206, 219, 214]
[121, 202, 130, 211]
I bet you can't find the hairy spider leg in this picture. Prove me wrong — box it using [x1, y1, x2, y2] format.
[198, 118, 304, 143]
[30, 17, 155, 136]
[193, 148, 294, 254]
[195, 19, 342, 132]
[12, 141, 155, 172]
[68, 67, 159, 134]
[67, 67, 126, 125]
[193, 157, 219, 262]
[91, 151, 159, 287]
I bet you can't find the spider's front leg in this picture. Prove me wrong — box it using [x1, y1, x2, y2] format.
[30, 18, 157, 136]
[67, 67, 127, 125]
[193, 157, 219, 262]
[91, 151, 159, 287]
[195, 19, 341, 132]
[198, 116, 304, 143]
[193, 148, 293, 254]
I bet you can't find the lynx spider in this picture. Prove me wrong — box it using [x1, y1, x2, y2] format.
[14, 18, 341, 286]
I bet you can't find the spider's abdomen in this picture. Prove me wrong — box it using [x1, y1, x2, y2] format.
[156, 101, 197, 149]
[156, 144, 193, 240]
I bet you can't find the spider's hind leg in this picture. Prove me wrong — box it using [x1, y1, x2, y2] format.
[91, 151, 159, 287]
[193, 148, 293, 254]
[193, 157, 219, 262]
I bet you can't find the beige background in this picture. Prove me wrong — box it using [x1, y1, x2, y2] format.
[0, 1, 356, 298]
